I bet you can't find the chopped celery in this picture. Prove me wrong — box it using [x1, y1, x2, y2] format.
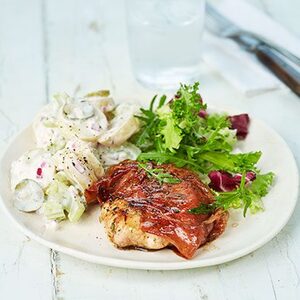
[43, 201, 66, 221]
[44, 172, 86, 222]
[68, 200, 85, 222]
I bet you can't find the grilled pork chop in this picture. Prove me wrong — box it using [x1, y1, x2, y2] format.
[85, 160, 228, 259]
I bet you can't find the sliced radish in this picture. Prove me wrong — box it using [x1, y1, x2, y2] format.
[14, 179, 45, 212]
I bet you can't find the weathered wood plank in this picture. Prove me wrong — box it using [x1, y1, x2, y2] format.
[0, 0, 52, 299]
[1, 0, 300, 299]
[44, 0, 300, 300]
[45, 0, 115, 97]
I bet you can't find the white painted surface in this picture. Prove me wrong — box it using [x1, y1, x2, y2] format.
[0, 0, 299, 299]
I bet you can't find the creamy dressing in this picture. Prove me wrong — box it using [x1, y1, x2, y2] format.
[11, 149, 55, 190]
[10, 91, 141, 222]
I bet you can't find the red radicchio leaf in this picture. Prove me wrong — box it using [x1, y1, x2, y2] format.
[229, 114, 250, 140]
[208, 170, 256, 192]
[198, 109, 208, 119]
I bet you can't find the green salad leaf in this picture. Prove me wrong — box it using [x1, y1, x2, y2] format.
[189, 172, 275, 216]
[131, 82, 275, 217]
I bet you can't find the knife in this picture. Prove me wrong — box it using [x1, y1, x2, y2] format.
[205, 3, 300, 97]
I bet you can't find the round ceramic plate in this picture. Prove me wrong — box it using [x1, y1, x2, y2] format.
[0, 110, 298, 270]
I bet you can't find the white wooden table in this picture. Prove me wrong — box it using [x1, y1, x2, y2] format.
[1, 0, 299, 299]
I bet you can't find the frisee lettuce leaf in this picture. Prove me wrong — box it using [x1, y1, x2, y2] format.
[189, 172, 275, 216]
[131, 82, 275, 217]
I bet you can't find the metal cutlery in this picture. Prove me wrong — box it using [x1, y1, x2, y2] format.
[205, 3, 300, 96]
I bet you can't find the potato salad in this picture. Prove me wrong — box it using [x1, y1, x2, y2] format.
[11, 91, 141, 222]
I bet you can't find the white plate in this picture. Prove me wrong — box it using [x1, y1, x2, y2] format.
[0, 112, 298, 270]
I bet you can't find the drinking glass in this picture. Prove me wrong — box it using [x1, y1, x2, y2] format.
[126, 0, 206, 89]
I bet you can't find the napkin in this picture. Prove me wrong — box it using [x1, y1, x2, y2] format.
[202, 0, 300, 96]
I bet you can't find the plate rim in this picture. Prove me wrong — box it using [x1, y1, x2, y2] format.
[0, 113, 299, 270]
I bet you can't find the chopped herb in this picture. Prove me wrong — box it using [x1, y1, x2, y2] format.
[137, 163, 181, 185]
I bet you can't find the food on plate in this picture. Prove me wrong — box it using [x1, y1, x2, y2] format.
[86, 160, 228, 258]
[11, 90, 140, 221]
[98, 104, 140, 146]
[10, 82, 275, 259]
[11, 149, 55, 190]
[131, 83, 274, 217]
[13, 179, 45, 212]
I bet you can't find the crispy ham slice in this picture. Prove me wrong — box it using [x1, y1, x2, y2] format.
[85, 160, 228, 259]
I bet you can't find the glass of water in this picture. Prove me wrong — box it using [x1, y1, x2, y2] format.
[126, 0, 205, 90]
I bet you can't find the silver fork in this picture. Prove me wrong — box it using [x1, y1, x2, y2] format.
[205, 3, 300, 96]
